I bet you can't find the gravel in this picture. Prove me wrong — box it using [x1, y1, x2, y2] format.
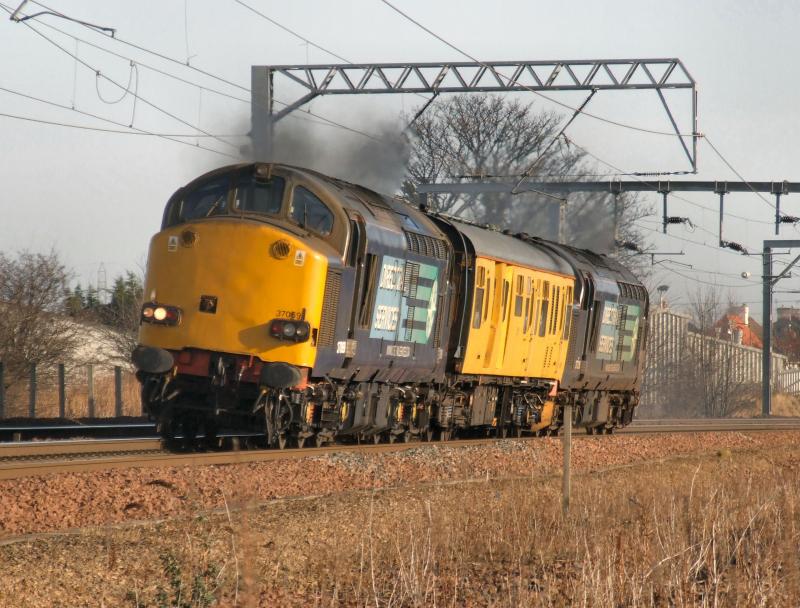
[0, 431, 794, 538]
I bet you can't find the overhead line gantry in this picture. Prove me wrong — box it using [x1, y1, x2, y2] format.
[252, 58, 698, 169]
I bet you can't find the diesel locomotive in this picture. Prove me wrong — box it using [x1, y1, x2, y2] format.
[133, 163, 648, 448]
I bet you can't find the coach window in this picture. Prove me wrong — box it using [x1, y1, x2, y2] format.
[234, 170, 285, 215]
[473, 267, 486, 329]
[290, 187, 334, 236]
[538, 281, 550, 337]
[484, 278, 491, 320]
[472, 288, 485, 329]
[501, 280, 510, 322]
[514, 276, 524, 317]
[523, 277, 532, 333]
[167, 175, 230, 226]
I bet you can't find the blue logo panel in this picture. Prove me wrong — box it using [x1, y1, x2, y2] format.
[370, 255, 439, 345]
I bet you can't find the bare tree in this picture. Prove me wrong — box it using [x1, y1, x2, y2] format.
[645, 286, 759, 417]
[403, 94, 651, 268]
[0, 250, 78, 389]
[67, 270, 144, 364]
[98, 270, 144, 360]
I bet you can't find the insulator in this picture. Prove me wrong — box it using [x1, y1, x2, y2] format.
[779, 215, 800, 224]
[666, 216, 690, 225]
[720, 240, 748, 255]
[616, 240, 641, 252]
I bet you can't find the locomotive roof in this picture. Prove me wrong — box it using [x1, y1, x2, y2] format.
[451, 220, 574, 277]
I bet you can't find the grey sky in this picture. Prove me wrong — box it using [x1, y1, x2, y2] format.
[1, 0, 798, 316]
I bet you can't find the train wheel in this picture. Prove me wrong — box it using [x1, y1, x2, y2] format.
[297, 436, 306, 449]
[198, 420, 218, 451]
[179, 415, 198, 452]
[424, 427, 434, 442]
[440, 430, 451, 442]
[372, 434, 382, 444]
[315, 434, 326, 448]
[158, 418, 181, 450]
[402, 431, 411, 443]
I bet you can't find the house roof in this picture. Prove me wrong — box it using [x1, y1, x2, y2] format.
[713, 313, 763, 349]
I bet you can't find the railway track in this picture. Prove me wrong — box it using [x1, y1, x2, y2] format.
[0, 417, 798, 481]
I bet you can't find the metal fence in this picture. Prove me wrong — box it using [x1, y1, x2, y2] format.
[4, 310, 800, 419]
[0, 361, 140, 419]
[776, 366, 800, 394]
[642, 307, 800, 414]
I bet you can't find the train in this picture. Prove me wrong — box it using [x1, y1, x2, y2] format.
[132, 163, 649, 448]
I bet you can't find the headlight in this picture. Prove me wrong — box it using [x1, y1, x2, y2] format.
[141, 303, 182, 326]
[269, 319, 311, 343]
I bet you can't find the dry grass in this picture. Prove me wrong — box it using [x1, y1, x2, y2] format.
[3, 445, 800, 607]
[733, 392, 800, 418]
[1, 367, 141, 419]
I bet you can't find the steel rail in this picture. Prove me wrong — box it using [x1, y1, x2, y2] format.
[0, 418, 799, 481]
[0, 438, 162, 458]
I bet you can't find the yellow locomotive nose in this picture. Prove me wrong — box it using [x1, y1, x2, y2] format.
[138, 220, 328, 369]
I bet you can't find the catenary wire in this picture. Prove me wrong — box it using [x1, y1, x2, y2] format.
[378, 0, 696, 138]
[0, 109, 247, 138]
[2, 7, 241, 151]
[94, 59, 136, 104]
[233, 0, 433, 104]
[650, 256, 755, 281]
[562, 134, 774, 226]
[13, 0, 388, 143]
[657, 264, 759, 289]
[231, 0, 350, 63]
[704, 135, 777, 210]
[0, 85, 241, 158]
[23, 10, 380, 138]
[631, 219, 758, 260]
[14, 1, 783, 243]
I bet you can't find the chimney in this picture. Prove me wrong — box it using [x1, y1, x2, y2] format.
[656, 285, 669, 310]
[742, 304, 749, 325]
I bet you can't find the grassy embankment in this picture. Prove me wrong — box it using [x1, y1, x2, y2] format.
[2, 443, 800, 606]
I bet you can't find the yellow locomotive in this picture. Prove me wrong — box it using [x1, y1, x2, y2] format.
[133, 163, 648, 448]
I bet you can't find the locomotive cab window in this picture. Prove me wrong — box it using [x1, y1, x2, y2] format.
[290, 187, 333, 236]
[165, 175, 231, 226]
[234, 170, 285, 215]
